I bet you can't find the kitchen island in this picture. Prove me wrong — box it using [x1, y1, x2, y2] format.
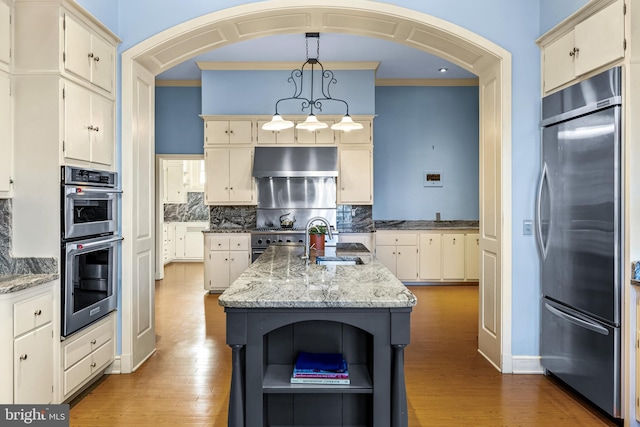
[219, 243, 417, 427]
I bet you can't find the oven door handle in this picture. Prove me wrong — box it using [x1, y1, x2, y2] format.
[72, 236, 123, 250]
[66, 187, 123, 196]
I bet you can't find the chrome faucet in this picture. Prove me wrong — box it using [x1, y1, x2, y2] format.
[302, 216, 334, 260]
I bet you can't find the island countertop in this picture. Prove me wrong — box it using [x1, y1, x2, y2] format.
[218, 243, 417, 309]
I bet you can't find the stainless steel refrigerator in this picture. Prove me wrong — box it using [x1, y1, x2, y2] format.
[536, 66, 622, 419]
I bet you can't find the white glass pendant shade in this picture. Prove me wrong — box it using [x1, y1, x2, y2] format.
[262, 114, 294, 131]
[331, 115, 364, 132]
[295, 114, 329, 131]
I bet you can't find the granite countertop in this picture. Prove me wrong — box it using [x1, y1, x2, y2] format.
[218, 243, 417, 309]
[374, 220, 479, 230]
[203, 227, 252, 233]
[0, 273, 59, 295]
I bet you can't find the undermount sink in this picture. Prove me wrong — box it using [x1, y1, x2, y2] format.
[315, 256, 364, 266]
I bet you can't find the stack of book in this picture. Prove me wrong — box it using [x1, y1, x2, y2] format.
[290, 351, 350, 385]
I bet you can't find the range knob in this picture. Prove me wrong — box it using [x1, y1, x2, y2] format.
[278, 239, 283, 243]
[257, 239, 263, 244]
[298, 239, 304, 243]
[266, 239, 271, 244]
[286, 239, 292, 243]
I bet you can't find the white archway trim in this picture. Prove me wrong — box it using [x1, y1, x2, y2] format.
[121, 0, 513, 373]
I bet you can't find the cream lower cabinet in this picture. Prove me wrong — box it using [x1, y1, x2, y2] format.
[204, 233, 251, 292]
[465, 234, 480, 281]
[338, 147, 373, 205]
[61, 313, 115, 401]
[375, 232, 418, 281]
[204, 147, 254, 205]
[419, 234, 442, 281]
[419, 231, 479, 283]
[442, 234, 465, 281]
[0, 281, 55, 404]
[173, 222, 208, 260]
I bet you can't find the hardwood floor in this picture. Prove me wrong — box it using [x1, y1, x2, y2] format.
[69, 262, 619, 426]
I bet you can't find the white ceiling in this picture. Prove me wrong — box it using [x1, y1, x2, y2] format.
[156, 33, 477, 81]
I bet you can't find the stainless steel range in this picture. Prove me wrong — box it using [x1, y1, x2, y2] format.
[250, 229, 307, 262]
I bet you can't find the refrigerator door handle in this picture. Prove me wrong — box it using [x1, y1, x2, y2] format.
[536, 162, 549, 260]
[545, 302, 609, 336]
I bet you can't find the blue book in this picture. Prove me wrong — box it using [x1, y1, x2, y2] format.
[294, 351, 346, 372]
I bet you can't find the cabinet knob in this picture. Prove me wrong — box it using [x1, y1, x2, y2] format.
[93, 56, 100, 62]
[90, 362, 97, 368]
[230, 258, 235, 261]
[19, 354, 27, 361]
[569, 47, 579, 57]
[91, 339, 97, 345]
[229, 187, 234, 190]
[88, 52, 94, 58]
[34, 309, 42, 316]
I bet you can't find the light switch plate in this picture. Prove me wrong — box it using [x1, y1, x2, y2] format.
[523, 220, 533, 235]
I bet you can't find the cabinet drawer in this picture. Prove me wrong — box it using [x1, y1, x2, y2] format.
[13, 291, 53, 337]
[208, 236, 230, 251]
[63, 317, 114, 369]
[376, 233, 417, 246]
[229, 236, 249, 251]
[63, 339, 113, 396]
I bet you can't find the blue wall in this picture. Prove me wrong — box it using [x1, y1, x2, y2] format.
[155, 86, 203, 154]
[75, 0, 592, 360]
[373, 86, 479, 220]
[539, 0, 590, 34]
[201, 70, 375, 115]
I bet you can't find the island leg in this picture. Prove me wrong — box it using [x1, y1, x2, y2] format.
[391, 344, 408, 427]
[228, 344, 245, 427]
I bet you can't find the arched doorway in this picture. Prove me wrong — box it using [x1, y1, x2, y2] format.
[119, 0, 512, 373]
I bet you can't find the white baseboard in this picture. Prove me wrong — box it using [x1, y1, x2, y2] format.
[511, 356, 544, 374]
[105, 356, 121, 374]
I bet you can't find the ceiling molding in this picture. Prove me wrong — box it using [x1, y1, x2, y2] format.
[197, 61, 381, 71]
[376, 78, 479, 87]
[155, 79, 202, 87]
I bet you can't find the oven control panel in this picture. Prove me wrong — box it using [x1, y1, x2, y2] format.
[63, 166, 117, 187]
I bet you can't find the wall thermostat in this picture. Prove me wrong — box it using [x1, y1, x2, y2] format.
[423, 170, 443, 187]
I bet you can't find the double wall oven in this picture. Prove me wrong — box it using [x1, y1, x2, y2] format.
[61, 166, 122, 337]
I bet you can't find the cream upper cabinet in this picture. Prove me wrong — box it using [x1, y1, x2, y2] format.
[338, 147, 373, 205]
[0, 71, 11, 195]
[164, 160, 187, 203]
[63, 13, 114, 93]
[256, 121, 295, 144]
[63, 81, 114, 166]
[0, 1, 10, 70]
[419, 234, 442, 281]
[204, 120, 253, 145]
[465, 233, 480, 281]
[442, 234, 465, 281]
[204, 147, 254, 205]
[337, 120, 372, 144]
[540, 0, 625, 93]
[296, 120, 335, 145]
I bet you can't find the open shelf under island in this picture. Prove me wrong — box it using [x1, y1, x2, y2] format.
[219, 242, 417, 427]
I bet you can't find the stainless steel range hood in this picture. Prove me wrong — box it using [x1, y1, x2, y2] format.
[252, 146, 338, 178]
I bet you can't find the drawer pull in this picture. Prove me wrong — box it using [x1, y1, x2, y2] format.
[90, 362, 97, 368]
[34, 309, 42, 316]
[91, 339, 97, 345]
[19, 354, 27, 361]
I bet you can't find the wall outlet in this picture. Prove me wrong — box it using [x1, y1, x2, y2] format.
[523, 220, 533, 236]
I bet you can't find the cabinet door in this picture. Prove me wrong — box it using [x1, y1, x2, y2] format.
[210, 251, 230, 289]
[419, 234, 442, 281]
[0, 1, 9, 67]
[14, 323, 53, 404]
[297, 121, 335, 145]
[174, 224, 186, 259]
[90, 94, 114, 166]
[228, 120, 253, 144]
[442, 234, 465, 280]
[465, 234, 480, 281]
[63, 14, 92, 83]
[574, 0, 624, 77]
[376, 245, 397, 276]
[228, 148, 254, 203]
[166, 224, 175, 263]
[543, 31, 576, 93]
[185, 228, 204, 259]
[338, 121, 371, 144]
[205, 148, 231, 203]
[0, 72, 10, 193]
[63, 82, 91, 162]
[165, 161, 187, 203]
[339, 148, 372, 204]
[396, 245, 418, 281]
[204, 121, 230, 145]
[89, 33, 113, 93]
[229, 251, 249, 284]
[257, 122, 294, 144]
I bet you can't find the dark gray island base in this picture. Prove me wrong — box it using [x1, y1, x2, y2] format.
[219, 243, 417, 427]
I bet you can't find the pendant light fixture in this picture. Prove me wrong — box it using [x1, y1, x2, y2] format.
[262, 33, 363, 132]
